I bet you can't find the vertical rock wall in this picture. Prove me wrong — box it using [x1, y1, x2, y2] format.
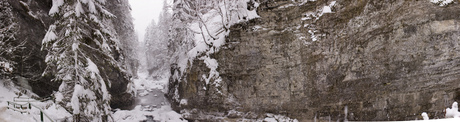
[3, 0, 57, 96]
[170, 0, 460, 121]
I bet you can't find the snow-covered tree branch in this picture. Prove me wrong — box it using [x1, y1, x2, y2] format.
[167, 0, 259, 103]
[42, 0, 124, 121]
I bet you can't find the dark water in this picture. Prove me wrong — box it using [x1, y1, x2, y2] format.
[121, 88, 169, 110]
[135, 89, 169, 111]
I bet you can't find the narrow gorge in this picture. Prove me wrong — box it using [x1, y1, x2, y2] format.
[2, 0, 460, 121]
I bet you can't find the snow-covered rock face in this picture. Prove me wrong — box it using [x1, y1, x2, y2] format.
[103, 0, 138, 110]
[168, 0, 460, 121]
[1, 0, 58, 96]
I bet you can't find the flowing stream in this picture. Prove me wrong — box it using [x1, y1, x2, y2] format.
[135, 88, 169, 111]
[113, 71, 185, 122]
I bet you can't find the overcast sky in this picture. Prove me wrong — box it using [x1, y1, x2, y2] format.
[129, 0, 164, 42]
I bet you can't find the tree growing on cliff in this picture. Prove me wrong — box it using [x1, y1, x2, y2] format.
[42, 0, 120, 121]
[168, 0, 195, 63]
[167, 0, 259, 103]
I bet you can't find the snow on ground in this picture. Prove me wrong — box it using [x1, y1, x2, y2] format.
[113, 105, 186, 122]
[263, 113, 299, 122]
[113, 70, 186, 122]
[0, 79, 71, 122]
[404, 118, 460, 122]
[2, 76, 460, 122]
[133, 71, 168, 92]
[1, 71, 184, 122]
[428, 118, 460, 121]
[0, 81, 32, 122]
[0, 108, 36, 122]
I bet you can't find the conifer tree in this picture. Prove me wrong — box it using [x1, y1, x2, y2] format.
[143, 0, 174, 78]
[42, 0, 120, 120]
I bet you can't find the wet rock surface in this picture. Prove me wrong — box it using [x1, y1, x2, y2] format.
[169, 0, 460, 121]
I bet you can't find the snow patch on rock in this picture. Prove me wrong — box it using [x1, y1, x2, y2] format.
[113, 105, 186, 122]
[430, 0, 454, 6]
[300, 1, 337, 43]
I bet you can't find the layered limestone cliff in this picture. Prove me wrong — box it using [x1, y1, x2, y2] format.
[169, 0, 460, 121]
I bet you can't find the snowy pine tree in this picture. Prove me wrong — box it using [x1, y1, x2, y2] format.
[144, 0, 173, 78]
[168, 0, 196, 65]
[144, 20, 159, 70]
[42, 0, 121, 121]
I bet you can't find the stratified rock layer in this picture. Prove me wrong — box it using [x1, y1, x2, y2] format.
[169, 0, 460, 121]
